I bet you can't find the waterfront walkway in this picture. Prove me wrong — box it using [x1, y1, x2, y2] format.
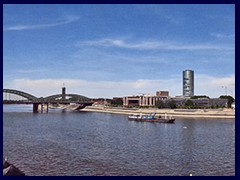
[82, 106, 235, 119]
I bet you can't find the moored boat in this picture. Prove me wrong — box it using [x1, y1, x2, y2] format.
[3, 158, 25, 176]
[128, 113, 175, 123]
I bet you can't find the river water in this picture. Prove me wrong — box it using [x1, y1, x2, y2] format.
[3, 105, 235, 176]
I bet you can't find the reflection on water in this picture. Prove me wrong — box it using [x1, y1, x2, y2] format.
[3, 104, 33, 112]
[3, 105, 235, 176]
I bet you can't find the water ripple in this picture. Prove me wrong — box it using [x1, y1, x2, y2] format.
[3, 108, 235, 176]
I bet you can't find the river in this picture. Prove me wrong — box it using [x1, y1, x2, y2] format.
[3, 105, 235, 176]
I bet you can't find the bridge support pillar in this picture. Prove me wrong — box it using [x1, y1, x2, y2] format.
[33, 103, 49, 113]
[33, 103, 39, 113]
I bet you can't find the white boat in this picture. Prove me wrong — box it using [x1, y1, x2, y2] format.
[128, 113, 175, 123]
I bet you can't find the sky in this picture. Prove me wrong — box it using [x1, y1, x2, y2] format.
[3, 4, 235, 98]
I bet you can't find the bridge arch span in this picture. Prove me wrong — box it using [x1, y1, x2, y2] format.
[44, 94, 92, 102]
[3, 89, 38, 102]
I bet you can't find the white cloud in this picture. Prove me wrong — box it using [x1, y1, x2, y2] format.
[17, 69, 45, 74]
[3, 78, 179, 98]
[195, 74, 235, 97]
[78, 38, 233, 51]
[210, 33, 235, 39]
[3, 75, 235, 99]
[3, 15, 80, 31]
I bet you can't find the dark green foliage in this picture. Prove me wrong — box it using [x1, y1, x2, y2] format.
[111, 98, 123, 106]
[155, 100, 164, 109]
[185, 99, 195, 109]
[219, 95, 235, 108]
[168, 100, 177, 109]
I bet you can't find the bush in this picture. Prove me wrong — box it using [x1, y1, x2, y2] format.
[168, 100, 177, 109]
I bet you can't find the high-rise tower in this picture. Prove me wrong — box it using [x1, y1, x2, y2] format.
[183, 70, 194, 97]
[62, 83, 66, 100]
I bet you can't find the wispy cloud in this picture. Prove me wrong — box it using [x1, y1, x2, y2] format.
[4, 15, 80, 31]
[78, 38, 233, 51]
[133, 5, 184, 25]
[210, 33, 235, 40]
[17, 69, 49, 74]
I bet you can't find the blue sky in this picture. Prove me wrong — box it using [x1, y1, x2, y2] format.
[3, 4, 235, 98]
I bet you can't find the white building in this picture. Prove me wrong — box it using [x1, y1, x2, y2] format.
[123, 91, 169, 107]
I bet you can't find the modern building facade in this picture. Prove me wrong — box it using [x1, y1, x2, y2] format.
[122, 90, 227, 108]
[156, 97, 227, 109]
[123, 91, 169, 107]
[156, 91, 169, 97]
[183, 70, 194, 97]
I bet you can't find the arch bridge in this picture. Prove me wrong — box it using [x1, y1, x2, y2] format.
[3, 88, 93, 112]
[3, 89, 39, 103]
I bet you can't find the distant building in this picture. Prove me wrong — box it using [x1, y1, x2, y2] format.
[170, 96, 190, 107]
[123, 92, 228, 108]
[209, 98, 228, 108]
[168, 97, 228, 108]
[62, 86, 66, 100]
[156, 91, 169, 97]
[123, 91, 169, 107]
[183, 70, 194, 97]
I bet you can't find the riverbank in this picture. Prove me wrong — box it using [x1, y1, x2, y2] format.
[82, 106, 235, 119]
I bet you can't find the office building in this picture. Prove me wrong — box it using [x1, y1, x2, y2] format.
[183, 70, 194, 97]
[123, 91, 169, 107]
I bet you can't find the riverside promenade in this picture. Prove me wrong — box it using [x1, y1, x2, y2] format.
[82, 106, 235, 119]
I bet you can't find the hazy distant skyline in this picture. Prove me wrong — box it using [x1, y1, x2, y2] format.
[3, 4, 235, 98]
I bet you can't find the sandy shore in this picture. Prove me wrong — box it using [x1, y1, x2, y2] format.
[82, 106, 235, 119]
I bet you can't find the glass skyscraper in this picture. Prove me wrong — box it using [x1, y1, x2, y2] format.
[183, 70, 194, 97]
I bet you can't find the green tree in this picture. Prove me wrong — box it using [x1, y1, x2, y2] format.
[185, 99, 195, 109]
[168, 100, 177, 109]
[219, 95, 235, 108]
[111, 98, 123, 106]
[156, 100, 164, 109]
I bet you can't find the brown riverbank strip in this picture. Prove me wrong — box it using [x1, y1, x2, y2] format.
[82, 106, 235, 119]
